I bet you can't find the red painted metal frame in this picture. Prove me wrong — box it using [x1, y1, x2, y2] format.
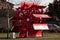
[12, 2, 50, 38]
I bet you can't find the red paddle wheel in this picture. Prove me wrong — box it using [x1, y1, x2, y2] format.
[12, 2, 51, 38]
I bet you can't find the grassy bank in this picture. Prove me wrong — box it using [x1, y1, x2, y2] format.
[0, 32, 60, 40]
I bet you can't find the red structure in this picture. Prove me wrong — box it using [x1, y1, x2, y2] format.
[12, 2, 51, 38]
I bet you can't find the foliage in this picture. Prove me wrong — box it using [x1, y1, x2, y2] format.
[46, 0, 60, 19]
